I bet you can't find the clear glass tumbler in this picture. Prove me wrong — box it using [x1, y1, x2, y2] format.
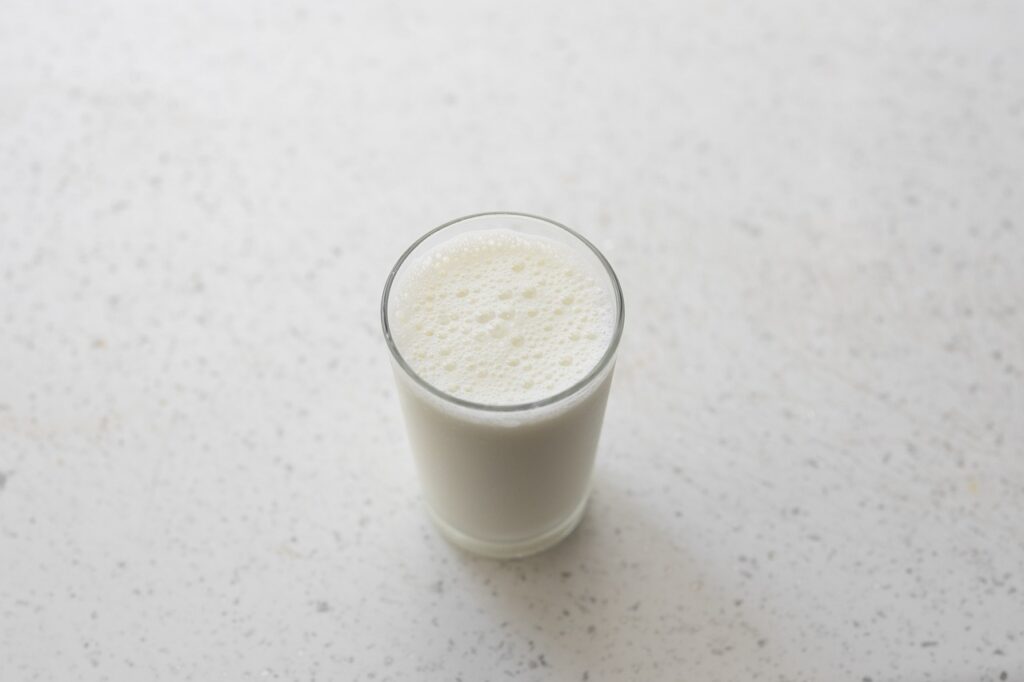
[381, 213, 624, 558]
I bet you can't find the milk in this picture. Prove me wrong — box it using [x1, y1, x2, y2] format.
[390, 230, 614, 404]
[383, 216, 622, 558]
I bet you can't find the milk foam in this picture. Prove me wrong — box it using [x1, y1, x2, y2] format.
[391, 229, 615, 405]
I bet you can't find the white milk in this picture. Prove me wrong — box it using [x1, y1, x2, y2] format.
[387, 225, 620, 557]
[390, 230, 614, 404]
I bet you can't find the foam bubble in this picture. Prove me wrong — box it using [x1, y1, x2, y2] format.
[392, 229, 614, 404]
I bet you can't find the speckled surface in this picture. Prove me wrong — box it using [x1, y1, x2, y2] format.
[1, 1, 1023, 680]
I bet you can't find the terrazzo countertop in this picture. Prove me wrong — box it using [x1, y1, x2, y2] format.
[2, 1, 1022, 680]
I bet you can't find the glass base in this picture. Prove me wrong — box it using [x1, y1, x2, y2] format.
[426, 495, 589, 559]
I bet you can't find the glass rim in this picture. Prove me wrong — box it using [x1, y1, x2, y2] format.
[380, 211, 625, 412]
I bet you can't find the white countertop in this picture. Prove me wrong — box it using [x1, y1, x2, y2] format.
[2, 1, 1022, 679]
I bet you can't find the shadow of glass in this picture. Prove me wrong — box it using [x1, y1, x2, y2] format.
[434, 470, 789, 678]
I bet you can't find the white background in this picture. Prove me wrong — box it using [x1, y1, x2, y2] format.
[1, 0, 1022, 679]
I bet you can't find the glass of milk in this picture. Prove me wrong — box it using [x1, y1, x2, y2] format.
[381, 212, 624, 558]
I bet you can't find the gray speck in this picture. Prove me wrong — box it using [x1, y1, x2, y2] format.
[315, 601, 331, 613]
[920, 641, 938, 647]
[733, 218, 763, 237]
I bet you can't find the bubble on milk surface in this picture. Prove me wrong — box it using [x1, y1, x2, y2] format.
[391, 229, 614, 404]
